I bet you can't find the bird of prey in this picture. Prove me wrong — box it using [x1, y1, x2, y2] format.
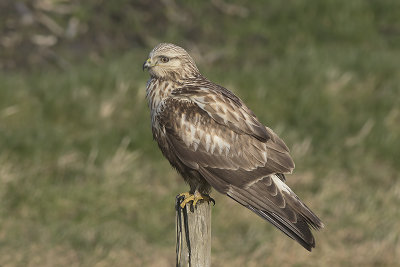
[143, 43, 324, 251]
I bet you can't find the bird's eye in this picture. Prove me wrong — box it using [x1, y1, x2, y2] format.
[160, 56, 169, 63]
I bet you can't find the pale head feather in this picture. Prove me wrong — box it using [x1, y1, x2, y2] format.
[145, 43, 200, 80]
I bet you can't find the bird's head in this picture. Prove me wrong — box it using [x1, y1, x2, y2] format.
[143, 43, 200, 80]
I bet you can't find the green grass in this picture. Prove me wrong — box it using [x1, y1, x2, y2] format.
[1, 1, 400, 266]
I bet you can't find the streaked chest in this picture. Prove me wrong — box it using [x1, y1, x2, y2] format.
[146, 79, 173, 119]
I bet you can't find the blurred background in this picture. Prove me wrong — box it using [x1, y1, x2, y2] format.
[1, 0, 399, 266]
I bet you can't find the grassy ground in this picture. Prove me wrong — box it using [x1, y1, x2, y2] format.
[1, 1, 400, 266]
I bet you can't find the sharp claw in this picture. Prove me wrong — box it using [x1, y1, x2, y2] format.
[177, 192, 216, 209]
[210, 197, 216, 206]
[193, 198, 200, 208]
[176, 195, 184, 210]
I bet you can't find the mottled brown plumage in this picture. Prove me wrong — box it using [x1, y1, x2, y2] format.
[143, 43, 324, 251]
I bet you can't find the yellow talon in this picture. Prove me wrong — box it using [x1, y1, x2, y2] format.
[178, 191, 215, 209]
[178, 192, 193, 208]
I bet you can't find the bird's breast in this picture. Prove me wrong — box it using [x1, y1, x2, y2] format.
[145, 79, 174, 142]
[146, 79, 175, 114]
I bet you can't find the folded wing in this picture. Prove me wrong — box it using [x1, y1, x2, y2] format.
[158, 87, 323, 250]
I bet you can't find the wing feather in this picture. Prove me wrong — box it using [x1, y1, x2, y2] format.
[157, 90, 323, 251]
[172, 83, 271, 142]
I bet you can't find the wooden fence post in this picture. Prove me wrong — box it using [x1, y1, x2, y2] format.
[176, 198, 212, 267]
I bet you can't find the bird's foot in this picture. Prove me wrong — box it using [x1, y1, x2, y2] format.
[177, 191, 215, 209]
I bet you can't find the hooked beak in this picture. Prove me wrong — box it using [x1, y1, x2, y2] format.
[143, 58, 152, 71]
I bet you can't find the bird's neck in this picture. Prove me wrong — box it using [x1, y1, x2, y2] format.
[145, 72, 204, 114]
[145, 77, 179, 113]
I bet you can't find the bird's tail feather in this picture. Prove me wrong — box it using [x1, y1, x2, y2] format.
[227, 186, 323, 251]
[198, 166, 323, 251]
